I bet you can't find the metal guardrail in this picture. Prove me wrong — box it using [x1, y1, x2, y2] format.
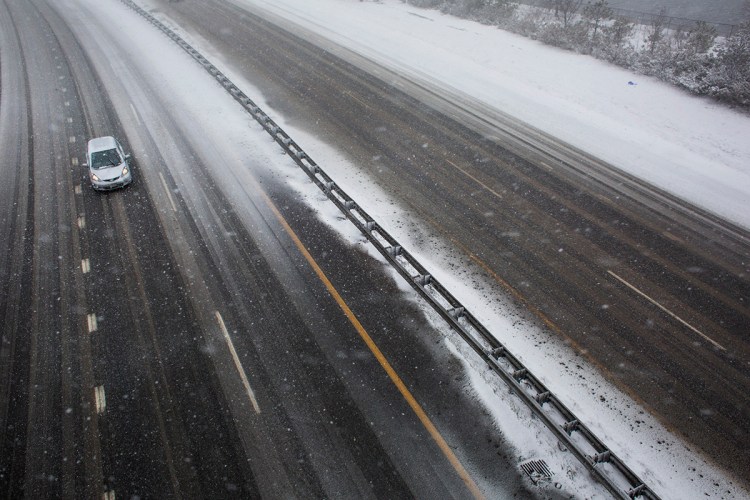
[119, 1, 660, 497]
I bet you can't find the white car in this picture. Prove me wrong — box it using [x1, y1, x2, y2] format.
[84, 136, 132, 191]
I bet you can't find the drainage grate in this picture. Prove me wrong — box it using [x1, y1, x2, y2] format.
[521, 459, 553, 484]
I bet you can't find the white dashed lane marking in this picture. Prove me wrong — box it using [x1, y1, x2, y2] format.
[129, 103, 141, 125]
[446, 159, 503, 200]
[94, 385, 106, 414]
[87, 313, 98, 333]
[215, 311, 261, 414]
[607, 270, 726, 351]
[158, 172, 178, 212]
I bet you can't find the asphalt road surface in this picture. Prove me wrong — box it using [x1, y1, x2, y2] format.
[0, 0, 748, 497]
[145, 0, 750, 487]
[0, 0, 560, 498]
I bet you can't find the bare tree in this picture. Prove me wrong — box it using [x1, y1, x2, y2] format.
[686, 21, 718, 54]
[551, 0, 583, 27]
[548, 0, 559, 17]
[583, 0, 613, 38]
[716, 21, 750, 81]
[646, 8, 669, 52]
[604, 15, 633, 47]
[704, 21, 750, 106]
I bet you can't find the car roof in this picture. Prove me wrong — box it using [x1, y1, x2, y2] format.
[87, 136, 118, 153]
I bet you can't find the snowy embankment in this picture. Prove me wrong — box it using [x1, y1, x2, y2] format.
[241, 0, 750, 231]
[72, 0, 747, 497]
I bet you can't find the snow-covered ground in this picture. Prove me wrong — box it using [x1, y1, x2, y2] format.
[60, 0, 748, 497]
[237, 0, 750, 232]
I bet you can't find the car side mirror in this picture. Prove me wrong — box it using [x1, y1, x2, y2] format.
[125, 154, 131, 160]
[82, 162, 88, 167]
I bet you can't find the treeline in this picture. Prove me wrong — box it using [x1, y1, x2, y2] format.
[402, 0, 750, 109]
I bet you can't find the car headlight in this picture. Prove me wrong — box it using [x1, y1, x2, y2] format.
[91, 173, 100, 181]
[122, 167, 129, 176]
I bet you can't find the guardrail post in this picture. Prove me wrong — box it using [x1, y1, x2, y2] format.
[563, 419, 579, 434]
[415, 274, 432, 286]
[593, 450, 612, 464]
[535, 391, 551, 405]
[491, 346, 506, 358]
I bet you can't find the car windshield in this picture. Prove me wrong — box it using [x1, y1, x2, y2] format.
[90, 148, 121, 169]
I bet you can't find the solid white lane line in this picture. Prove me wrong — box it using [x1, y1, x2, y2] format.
[94, 385, 106, 414]
[87, 313, 98, 333]
[607, 270, 726, 351]
[214, 311, 261, 413]
[81, 259, 90, 274]
[158, 172, 178, 212]
[77, 216, 86, 229]
[129, 103, 141, 125]
[446, 159, 504, 200]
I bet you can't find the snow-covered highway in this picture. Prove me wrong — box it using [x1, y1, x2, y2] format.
[0, 0, 748, 498]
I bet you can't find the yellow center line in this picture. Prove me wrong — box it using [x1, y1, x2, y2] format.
[258, 190, 485, 500]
